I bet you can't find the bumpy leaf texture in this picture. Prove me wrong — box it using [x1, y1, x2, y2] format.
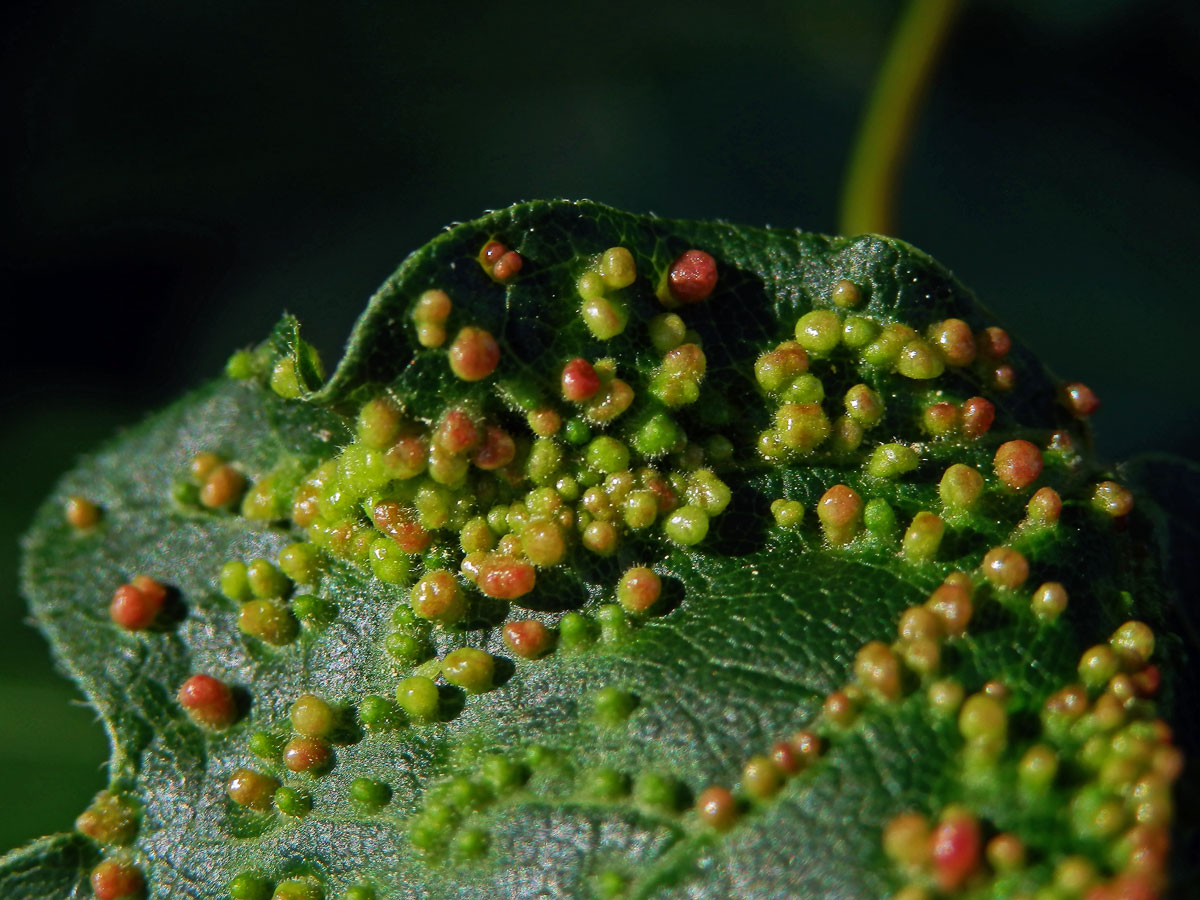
[6, 200, 1199, 900]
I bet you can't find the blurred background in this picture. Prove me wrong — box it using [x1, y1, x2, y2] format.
[1, 0, 1197, 853]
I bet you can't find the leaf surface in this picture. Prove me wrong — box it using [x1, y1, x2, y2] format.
[10, 200, 1195, 899]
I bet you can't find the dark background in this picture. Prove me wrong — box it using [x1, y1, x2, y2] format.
[2, 0, 1197, 852]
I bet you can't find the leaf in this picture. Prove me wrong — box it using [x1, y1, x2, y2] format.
[9, 200, 1195, 899]
[0, 833, 98, 900]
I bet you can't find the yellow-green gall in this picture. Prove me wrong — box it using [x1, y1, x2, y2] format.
[958, 693, 1007, 747]
[854, 641, 901, 700]
[901, 512, 944, 562]
[648, 313, 687, 353]
[410, 570, 465, 624]
[928, 679, 964, 715]
[599, 246, 636, 288]
[1018, 744, 1059, 793]
[1110, 620, 1155, 668]
[861, 322, 917, 367]
[794, 309, 842, 354]
[831, 279, 862, 308]
[939, 464, 984, 510]
[773, 403, 831, 452]
[1078, 644, 1120, 689]
[817, 484, 862, 545]
[290, 694, 336, 738]
[239, 599, 297, 645]
[269, 356, 303, 398]
[577, 270, 605, 301]
[582, 520, 619, 554]
[741, 754, 782, 799]
[663, 505, 709, 545]
[895, 338, 945, 380]
[357, 396, 404, 449]
[1093, 480, 1135, 517]
[581, 295, 628, 340]
[396, 676, 440, 722]
[278, 543, 320, 585]
[866, 443, 919, 480]
[617, 566, 662, 614]
[227, 768, 279, 811]
[441, 648, 495, 693]
[1031, 582, 1068, 622]
[754, 341, 809, 393]
[65, 495, 101, 530]
[843, 383, 884, 426]
[980, 546, 1029, 590]
[771, 499, 804, 528]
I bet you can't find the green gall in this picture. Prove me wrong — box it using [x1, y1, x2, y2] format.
[633, 772, 680, 812]
[273, 786, 311, 818]
[219, 560, 252, 602]
[631, 411, 682, 458]
[841, 315, 878, 349]
[581, 766, 627, 801]
[225, 349, 257, 380]
[586, 436, 631, 474]
[270, 357, 304, 399]
[247, 558, 289, 599]
[648, 313, 687, 353]
[596, 603, 632, 643]
[862, 497, 896, 537]
[779, 372, 825, 404]
[349, 777, 391, 809]
[770, 498, 805, 528]
[901, 512, 943, 562]
[558, 612, 594, 651]
[480, 754, 525, 793]
[229, 873, 274, 900]
[397, 676, 440, 722]
[248, 730, 281, 760]
[358, 694, 399, 730]
[451, 827, 490, 861]
[278, 543, 320, 585]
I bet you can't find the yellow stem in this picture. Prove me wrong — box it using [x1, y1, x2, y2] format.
[839, 0, 962, 236]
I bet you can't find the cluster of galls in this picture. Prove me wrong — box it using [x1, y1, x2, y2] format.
[576, 244, 717, 342]
[882, 618, 1180, 900]
[77, 791, 145, 900]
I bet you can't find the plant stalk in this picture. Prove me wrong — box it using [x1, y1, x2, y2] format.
[839, 0, 962, 236]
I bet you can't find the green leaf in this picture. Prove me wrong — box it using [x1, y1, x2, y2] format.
[0, 833, 97, 900]
[9, 200, 1196, 899]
